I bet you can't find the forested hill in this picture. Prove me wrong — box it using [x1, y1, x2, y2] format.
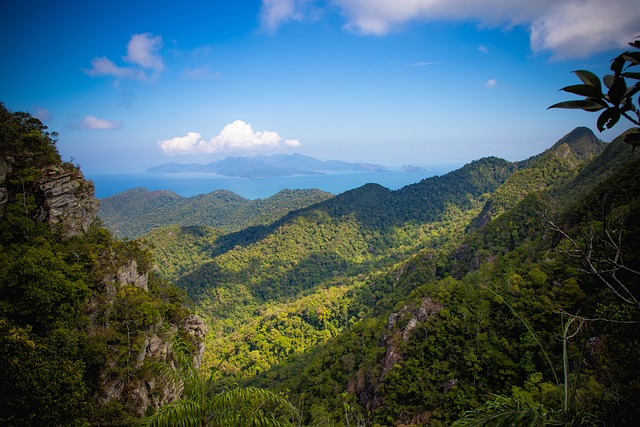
[174, 127, 602, 260]
[137, 125, 640, 425]
[3, 94, 639, 426]
[98, 187, 334, 238]
[242, 129, 638, 426]
[0, 104, 205, 425]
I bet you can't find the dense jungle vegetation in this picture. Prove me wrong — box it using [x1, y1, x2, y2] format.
[1, 41, 639, 426]
[138, 125, 639, 426]
[0, 104, 200, 425]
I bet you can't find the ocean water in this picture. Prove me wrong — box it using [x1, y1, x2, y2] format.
[88, 166, 460, 200]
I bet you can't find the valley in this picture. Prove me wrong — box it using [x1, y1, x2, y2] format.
[101, 126, 640, 424]
[2, 102, 639, 425]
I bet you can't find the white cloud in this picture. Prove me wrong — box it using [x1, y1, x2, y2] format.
[73, 116, 123, 130]
[285, 139, 302, 147]
[529, 0, 640, 59]
[270, 0, 638, 59]
[485, 78, 498, 88]
[259, 0, 320, 32]
[332, 0, 547, 35]
[84, 33, 164, 82]
[124, 33, 164, 72]
[158, 120, 302, 155]
[84, 56, 146, 80]
[478, 45, 489, 54]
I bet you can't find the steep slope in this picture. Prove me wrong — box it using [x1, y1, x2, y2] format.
[0, 104, 205, 425]
[200, 156, 516, 258]
[246, 129, 638, 425]
[160, 155, 517, 385]
[471, 127, 605, 227]
[99, 187, 334, 238]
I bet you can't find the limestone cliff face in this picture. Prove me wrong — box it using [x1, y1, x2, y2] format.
[90, 242, 208, 417]
[1, 154, 207, 417]
[33, 164, 100, 238]
[349, 297, 442, 423]
[0, 158, 98, 238]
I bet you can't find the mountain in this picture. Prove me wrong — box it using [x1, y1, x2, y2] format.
[99, 187, 334, 238]
[140, 126, 640, 425]
[470, 126, 606, 227]
[5, 106, 639, 427]
[147, 153, 388, 177]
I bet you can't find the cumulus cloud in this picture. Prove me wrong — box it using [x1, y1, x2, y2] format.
[266, 0, 638, 58]
[84, 33, 164, 81]
[485, 78, 498, 88]
[529, 0, 640, 59]
[124, 33, 164, 71]
[285, 139, 302, 147]
[72, 116, 123, 130]
[158, 120, 302, 156]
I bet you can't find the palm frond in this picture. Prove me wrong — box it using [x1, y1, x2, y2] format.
[208, 386, 298, 427]
[453, 394, 563, 427]
[139, 400, 203, 427]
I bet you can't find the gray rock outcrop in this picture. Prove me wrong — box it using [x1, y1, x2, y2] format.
[34, 165, 99, 238]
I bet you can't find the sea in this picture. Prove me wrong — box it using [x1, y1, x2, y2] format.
[88, 165, 461, 200]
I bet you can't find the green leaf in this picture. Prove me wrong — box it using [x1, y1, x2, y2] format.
[573, 70, 601, 91]
[597, 108, 621, 131]
[608, 76, 627, 105]
[547, 100, 606, 111]
[604, 74, 616, 89]
[586, 97, 610, 110]
[560, 84, 603, 98]
[625, 82, 640, 100]
[611, 55, 626, 74]
[622, 52, 640, 66]
[622, 71, 640, 80]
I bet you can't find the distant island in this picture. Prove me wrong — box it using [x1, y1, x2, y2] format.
[147, 153, 388, 178]
[401, 164, 427, 172]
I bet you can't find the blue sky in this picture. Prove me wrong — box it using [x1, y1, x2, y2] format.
[1, 0, 638, 173]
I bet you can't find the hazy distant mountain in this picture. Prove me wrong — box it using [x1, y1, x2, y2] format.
[147, 153, 388, 177]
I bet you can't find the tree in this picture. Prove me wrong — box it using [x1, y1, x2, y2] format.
[549, 39, 640, 150]
[140, 336, 299, 427]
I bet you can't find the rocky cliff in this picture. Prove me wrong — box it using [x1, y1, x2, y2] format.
[33, 164, 99, 238]
[0, 104, 207, 422]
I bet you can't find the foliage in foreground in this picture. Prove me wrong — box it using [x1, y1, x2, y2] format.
[141, 337, 299, 427]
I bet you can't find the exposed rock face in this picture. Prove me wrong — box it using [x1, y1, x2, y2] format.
[94, 258, 208, 417]
[381, 297, 442, 378]
[33, 165, 99, 238]
[181, 314, 208, 368]
[115, 259, 149, 292]
[350, 297, 443, 416]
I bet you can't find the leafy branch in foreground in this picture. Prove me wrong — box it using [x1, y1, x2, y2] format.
[140, 335, 299, 427]
[548, 38, 640, 150]
[453, 291, 597, 426]
[543, 212, 640, 309]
